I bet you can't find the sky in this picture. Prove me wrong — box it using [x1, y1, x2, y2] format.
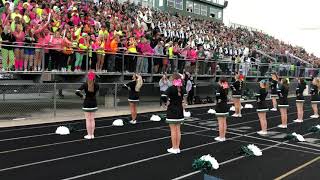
[223, 0, 320, 57]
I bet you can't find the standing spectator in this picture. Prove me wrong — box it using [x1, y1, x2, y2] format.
[1, 25, 15, 71]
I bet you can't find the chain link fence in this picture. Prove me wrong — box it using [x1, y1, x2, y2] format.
[0, 80, 306, 121]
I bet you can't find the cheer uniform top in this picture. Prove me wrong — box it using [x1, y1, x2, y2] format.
[270, 80, 278, 97]
[256, 87, 269, 112]
[277, 85, 289, 108]
[76, 82, 99, 112]
[310, 85, 320, 104]
[231, 81, 242, 98]
[296, 82, 306, 102]
[165, 86, 187, 124]
[215, 85, 229, 117]
[126, 81, 140, 102]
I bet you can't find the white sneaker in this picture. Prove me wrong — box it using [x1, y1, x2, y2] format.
[310, 114, 319, 119]
[84, 135, 92, 139]
[214, 137, 226, 142]
[277, 124, 288, 129]
[257, 131, 268, 135]
[91, 135, 95, 139]
[293, 119, 303, 123]
[232, 114, 239, 117]
[129, 120, 137, 124]
[176, 149, 181, 154]
[167, 148, 179, 154]
[238, 114, 242, 118]
[270, 108, 277, 111]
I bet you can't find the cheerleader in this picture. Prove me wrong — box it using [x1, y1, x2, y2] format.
[76, 71, 99, 139]
[215, 78, 229, 142]
[294, 78, 306, 122]
[270, 73, 279, 111]
[310, 78, 320, 118]
[256, 80, 269, 135]
[124, 74, 143, 124]
[277, 78, 289, 128]
[231, 74, 243, 117]
[165, 73, 187, 154]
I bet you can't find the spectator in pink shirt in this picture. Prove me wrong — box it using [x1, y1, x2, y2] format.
[12, 24, 25, 71]
[136, 37, 154, 73]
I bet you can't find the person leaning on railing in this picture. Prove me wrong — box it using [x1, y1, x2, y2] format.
[1, 25, 15, 71]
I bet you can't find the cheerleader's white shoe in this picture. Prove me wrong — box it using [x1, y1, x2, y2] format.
[129, 120, 137, 124]
[277, 124, 288, 129]
[257, 131, 268, 135]
[310, 114, 319, 119]
[214, 137, 226, 142]
[293, 119, 303, 123]
[84, 135, 92, 139]
[232, 114, 239, 117]
[167, 148, 179, 154]
[270, 108, 277, 111]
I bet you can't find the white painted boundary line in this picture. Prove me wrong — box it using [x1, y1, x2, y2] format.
[172, 132, 315, 180]
[0, 129, 209, 173]
[0, 105, 275, 142]
[59, 114, 316, 180]
[0, 109, 292, 153]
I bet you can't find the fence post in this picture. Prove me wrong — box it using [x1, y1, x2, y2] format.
[41, 48, 45, 72]
[53, 83, 57, 118]
[121, 53, 125, 82]
[151, 57, 154, 81]
[114, 83, 118, 108]
[194, 60, 199, 97]
[86, 51, 89, 72]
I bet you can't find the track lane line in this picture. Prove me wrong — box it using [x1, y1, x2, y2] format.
[274, 156, 320, 180]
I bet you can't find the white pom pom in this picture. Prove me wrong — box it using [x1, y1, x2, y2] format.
[112, 119, 124, 126]
[208, 109, 216, 114]
[247, 144, 262, 156]
[292, 132, 305, 142]
[184, 110, 191, 118]
[230, 106, 235, 111]
[55, 126, 70, 135]
[244, 104, 253, 109]
[150, 115, 161, 121]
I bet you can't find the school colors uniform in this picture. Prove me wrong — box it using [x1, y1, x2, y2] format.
[256, 88, 269, 112]
[310, 85, 320, 104]
[231, 81, 242, 98]
[126, 81, 140, 102]
[76, 83, 100, 112]
[165, 86, 187, 124]
[215, 86, 229, 117]
[277, 85, 289, 108]
[270, 80, 278, 97]
[296, 82, 306, 103]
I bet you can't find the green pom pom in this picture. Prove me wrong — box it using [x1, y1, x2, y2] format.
[239, 146, 254, 157]
[192, 159, 213, 173]
[159, 114, 167, 121]
[284, 134, 297, 141]
[309, 126, 320, 133]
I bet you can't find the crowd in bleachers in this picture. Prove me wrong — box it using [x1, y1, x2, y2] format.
[0, 0, 318, 75]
